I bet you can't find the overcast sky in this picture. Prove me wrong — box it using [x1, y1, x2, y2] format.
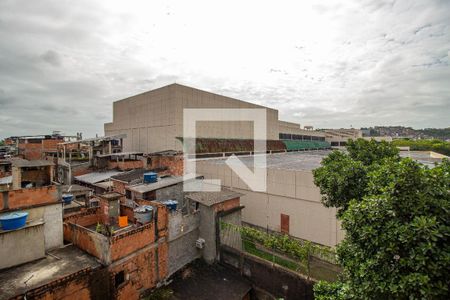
[0, 0, 449, 138]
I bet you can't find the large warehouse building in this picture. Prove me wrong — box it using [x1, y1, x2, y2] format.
[104, 84, 328, 153]
[196, 151, 344, 247]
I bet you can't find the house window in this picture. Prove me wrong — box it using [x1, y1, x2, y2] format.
[114, 271, 125, 287]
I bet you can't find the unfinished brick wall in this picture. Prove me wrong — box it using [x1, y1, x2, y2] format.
[64, 208, 102, 226]
[110, 223, 155, 262]
[110, 247, 158, 300]
[0, 169, 11, 178]
[129, 190, 156, 201]
[148, 155, 184, 176]
[149, 201, 168, 238]
[21, 168, 51, 186]
[72, 163, 92, 177]
[157, 241, 169, 279]
[108, 160, 144, 171]
[17, 139, 61, 161]
[19, 142, 43, 160]
[0, 185, 59, 211]
[60, 200, 171, 299]
[10, 268, 96, 300]
[120, 205, 136, 223]
[9, 266, 112, 300]
[64, 222, 110, 263]
[213, 197, 240, 213]
[112, 179, 127, 195]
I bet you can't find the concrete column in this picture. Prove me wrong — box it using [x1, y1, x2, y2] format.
[198, 205, 217, 264]
[49, 165, 54, 183]
[12, 166, 21, 190]
[89, 142, 94, 167]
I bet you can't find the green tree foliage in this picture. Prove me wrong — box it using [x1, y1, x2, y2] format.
[420, 128, 450, 140]
[346, 139, 399, 166]
[392, 139, 450, 156]
[335, 159, 450, 299]
[313, 139, 400, 215]
[313, 139, 450, 299]
[313, 151, 368, 215]
[314, 281, 347, 300]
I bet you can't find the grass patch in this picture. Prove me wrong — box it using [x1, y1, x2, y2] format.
[144, 287, 173, 300]
[243, 240, 340, 282]
[243, 240, 301, 271]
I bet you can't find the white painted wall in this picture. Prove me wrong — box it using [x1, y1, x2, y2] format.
[22, 203, 63, 250]
[0, 222, 45, 269]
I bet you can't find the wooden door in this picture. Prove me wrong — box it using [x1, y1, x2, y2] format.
[281, 213, 290, 234]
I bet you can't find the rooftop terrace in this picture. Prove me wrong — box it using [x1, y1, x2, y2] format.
[0, 245, 100, 300]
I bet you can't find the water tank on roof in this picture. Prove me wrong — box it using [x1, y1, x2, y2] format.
[162, 200, 178, 211]
[0, 212, 29, 230]
[62, 194, 74, 204]
[134, 205, 153, 224]
[143, 172, 158, 183]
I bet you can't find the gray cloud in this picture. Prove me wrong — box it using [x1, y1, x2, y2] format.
[40, 50, 62, 67]
[0, 0, 449, 138]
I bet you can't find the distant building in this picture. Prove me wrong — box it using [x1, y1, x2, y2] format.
[320, 128, 363, 147]
[6, 133, 78, 160]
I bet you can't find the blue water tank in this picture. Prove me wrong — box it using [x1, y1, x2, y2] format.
[162, 200, 178, 211]
[0, 212, 29, 230]
[143, 172, 158, 183]
[62, 194, 74, 204]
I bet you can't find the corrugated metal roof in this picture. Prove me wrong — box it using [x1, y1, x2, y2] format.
[74, 170, 123, 184]
[94, 181, 114, 189]
[127, 173, 199, 194]
[111, 168, 147, 183]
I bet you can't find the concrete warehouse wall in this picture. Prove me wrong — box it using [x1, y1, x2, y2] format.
[0, 222, 45, 269]
[104, 84, 280, 153]
[279, 121, 325, 137]
[195, 160, 344, 247]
